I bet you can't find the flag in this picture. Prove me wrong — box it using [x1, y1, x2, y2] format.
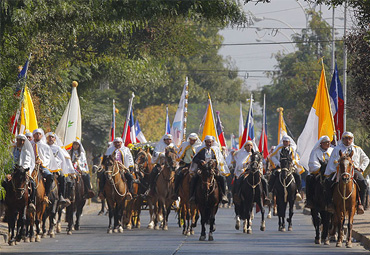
[297, 63, 335, 170]
[201, 95, 219, 143]
[258, 94, 269, 159]
[231, 133, 238, 150]
[277, 107, 288, 144]
[109, 99, 116, 142]
[165, 105, 171, 135]
[55, 81, 82, 150]
[216, 111, 227, 147]
[20, 85, 38, 134]
[329, 62, 344, 140]
[135, 119, 147, 143]
[171, 77, 188, 147]
[238, 102, 244, 147]
[122, 108, 136, 146]
[239, 95, 257, 149]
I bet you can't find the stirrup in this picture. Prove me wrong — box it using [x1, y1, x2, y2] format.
[221, 195, 229, 204]
[44, 196, 51, 204]
[295, 193, 302, 202]
[357, 205, 365, 215]
[126, 193, 133, 201]
[28, 203, 36, 213]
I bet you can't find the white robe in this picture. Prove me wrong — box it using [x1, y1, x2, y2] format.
[177, 140, 201, 164]
[325, 143, 369, 176]
[153, 135, 175, 164]
[269, 144, 304, 174]
[13, 139, 35, 175]
[32, 140, 60, 173]
[308, 146, 333, 175]
[233, 148, 253, 178]
[105, 145, 134, 169]
[49, 144, 76, 175]
[71, 150, 89, 172]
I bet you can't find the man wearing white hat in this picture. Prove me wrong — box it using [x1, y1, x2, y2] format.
[268, 135, 304, 201]
[46, 132, 74, 206]
[325, 131, 369, 214]
[3, 134, 37, 212]
[173, 133, 202, 199]
[305, 135, 333, 209]
[25, 130, 33, 142]
[100, 137, 138, 200]
[31, 128, 59, 203]
[145, 134, 174, 198]
[189, 135, 229, 204]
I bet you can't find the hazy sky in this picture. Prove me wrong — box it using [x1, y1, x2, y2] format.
[219, 0, 354, 91]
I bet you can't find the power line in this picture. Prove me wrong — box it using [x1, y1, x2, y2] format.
[220, 39, 343, 46]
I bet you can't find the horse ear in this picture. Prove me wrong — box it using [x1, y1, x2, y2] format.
[251, 149, 254, 154]
[146, 147, 150, 154]
[339, 150, 342, 157]
[349, 150, 354, 158]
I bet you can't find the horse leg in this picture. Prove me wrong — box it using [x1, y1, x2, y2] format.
[8, 210, 16, 245]
[311, 208, 320, 244]
[66, 205, 73, 235]
[199, 216, 206, 241]
[209, 215, 215, 241]
[321, 211, 330, 245]
[336, 213, 344, 247]
[259, 198, 266, 231]
[346, 209, 355, 248]
[147, 198, 155, 229]
[41, 211, 48, 238]
[287, 198, 294, 231]
[107, 203, 114, 234]
[56, 207, 62, 233]
[235, 215, 240, 230]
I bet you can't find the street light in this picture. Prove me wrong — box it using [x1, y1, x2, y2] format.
[251, 15, 298, 35]
[255, 28, 296, 50]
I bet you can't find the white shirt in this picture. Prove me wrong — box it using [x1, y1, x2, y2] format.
[49, 143, 76, 175]
[233, 148, 252, 178]
[325, 143, 369, 176]
[105, 145, 134, 169]
[308, 146, 333, 174]
[32, 140, 60, 172]
[71, 150, 89, 172]
[269, 145, 304, 174]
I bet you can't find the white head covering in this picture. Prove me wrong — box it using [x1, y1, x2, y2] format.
[15, 135, 35, 173]
[16, 134, 27, 140]
[25, 131, 32, 137]
[312, 135, 331, 151]
[240, 140, 259, 152]
[32, 128, 46, 143]
[338, 131, 355, 147]
[280, 135, 297, 151]
[71, 140, 86, 154]
[204, 135, 215, 141]
[164, 134, 173, 140]
[113, 137, 123, 143]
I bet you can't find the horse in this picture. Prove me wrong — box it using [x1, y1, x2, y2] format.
[123, 170, 140, 230]
[41, 174, 59, 238]
[195, 159, 220, 241]
[65, 171, 86, 235]
[274, 148, 297, 232]
[239, 151, 266, 234]
[310, 161, 331, 245]
[332, 150, 357, 248]
[101, 154, 129, 234]
[2, 165, 29, 245]
[147, 146, 177, 230]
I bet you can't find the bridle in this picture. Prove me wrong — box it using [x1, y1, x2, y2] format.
[11, 168, 28, 200]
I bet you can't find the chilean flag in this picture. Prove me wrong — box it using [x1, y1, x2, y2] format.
[216, 111, 227, 147]
[109, 100, 116, 142]
[165, 106, 171, 135]
[258, 95, 269, 159]
[239, 101, 255, 149]
[135, 119, 147, 143]
[329, 63, 344, 140]
[122, 109, 136, 146]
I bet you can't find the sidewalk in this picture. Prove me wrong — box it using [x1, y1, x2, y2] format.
[352, 209, 370, 250]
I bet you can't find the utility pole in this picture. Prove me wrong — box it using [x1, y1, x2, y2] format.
[331, 6, 335, 74]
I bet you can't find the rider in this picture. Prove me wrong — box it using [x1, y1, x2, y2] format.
[306, 135, 333, 209]
[99, 137, 138, 200]
[189, 135, 230, 204]
[6, 134, 36, 212]
[325, 131, 369, 214]
[145, 134, 174, 198]
[69, 140, 95, 199]
[233, 140, 270, 205]
[31, 128, 60, 203]
[172, 133, 202, 199]
[268, 135, 304, 201]
[25, 130, 33, 142]
[46, 132, 75, 207]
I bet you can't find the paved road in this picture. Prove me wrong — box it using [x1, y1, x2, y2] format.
[1, 205, 368, 254]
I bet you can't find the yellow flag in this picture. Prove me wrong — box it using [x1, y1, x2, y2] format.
[277, 107, 288, 144]
[20, 85, 38, 134]
[201, 96, 218, 142]
[312, 65, 335, 140]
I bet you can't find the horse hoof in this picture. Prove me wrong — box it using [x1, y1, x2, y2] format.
[154, 225, 160, 230]
[137, 223, 141, 229]
[107, 229, 113, 234]
[235, 220, 240, 230]
[56, 224, 62, 233]
[24, 237, 30, 243]
[113, 228, 118, 233]
[243, 228, 247, 233]
[336, 242, 342, 247]
[191, 230, 195, 235]
[186, 231, 191, 236]
[35, 235, 41, 242]
[67, 231, 72, 235]
[42, 232, 47, 238]
[208, 235, 214, 241]
[147, 222, 154, 229]
[199, 235, 206, 241]
[118, 226, 124, 233]
[315, 239, 321, 244]
[260, 226, 265, 231]
[50, 232, 55, 238]
[74, 225, 80, 231]
[267, 213, 272, 219]
[324, 240, 330, 245]
[8, 240, 15, 246]
[163, 225, 168, 231]
[30, 237, 35, 242]
[247, 229, 252, 234]
[346, 242, 352, 248]
[288, 226, 292, 231]
[279, 227, 285, 232]
[126, 225, 132, 230]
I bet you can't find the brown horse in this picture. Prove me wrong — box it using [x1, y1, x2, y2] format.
[332, 150, 357, 248]
[41, 174, 59, 238]
[2, 165, 29, 245]
[31, 164, 47, 242]
[179, 166, 198, 236]
[147, 146, 177, 230]
[195, 159, 220, 241]
[123, 170, 139, 229]
[101, 154, 130, 234]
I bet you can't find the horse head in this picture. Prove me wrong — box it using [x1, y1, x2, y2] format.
[199, 159, 217, 177]
[338, 150, 354, 183]
[165, 146, 178, 171]
[319, 159, 328, 176]
[102, 154, 115, 180]
[11, 165, 28, 200]
[279, 148, 294, 180]
[135, 148, 148, 170]
[249, 150, 262, 173]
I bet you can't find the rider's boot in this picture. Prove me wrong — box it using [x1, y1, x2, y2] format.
[144, 166, 159, 198]
[324, 177, 336, 214]
[124, 171, 137, 200]
[28, 178, 36, 213]
[261, 177, 271, 205]
[216, 175, 229, 204]
[305, 175, 314, 209]
[82, 173, 95, 199]
[44, 174, 53, 204]
[355, 170, 367, 215]
[268, 171, 277, 193]
[189, 175, 199, 203]
[293, 172, 303, 202]
[172, 170, 184, 200]
[98, 173, 106, 200]
[58, 174, 71, 208]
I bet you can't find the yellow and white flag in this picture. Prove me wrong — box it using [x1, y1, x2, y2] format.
[20, 85, 38, 134]
[55, 81, 82, 150]
[297, 63, 335, 170]
[201, 95, 219, 143]
[277, 107, 287, 144]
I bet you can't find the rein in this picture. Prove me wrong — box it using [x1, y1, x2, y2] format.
[279, 167, 295, 203]
[105, 161, 127, 197]
[337, 162, 356, 215]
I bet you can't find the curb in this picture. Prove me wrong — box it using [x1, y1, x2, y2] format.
[352, 229, 370, 251]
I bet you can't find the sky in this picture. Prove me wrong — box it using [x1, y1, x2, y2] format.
[219, 0, 355, 91]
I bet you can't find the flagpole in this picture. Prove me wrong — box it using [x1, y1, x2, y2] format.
[123, 93, 135, 144]
[343, 1, 347, 132]
[165, 105, 169, 135]
[261, 94, 265, 156]
[246, 94, 253, 144]
[111, 99, 116, 141]
[208, 94, 220, 145]
[182, 76, 188, 142]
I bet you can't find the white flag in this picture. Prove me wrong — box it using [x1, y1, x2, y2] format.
[171, 79, 188, 147]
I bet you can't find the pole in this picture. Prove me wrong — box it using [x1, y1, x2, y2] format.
[261, 94, 265, 155]
[246, 94, 253, 144]
[123, 93, 135, 144]
[183, 77, 188, 142]
[343, 1, 347, 132]
[331, 6, 335, 74]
